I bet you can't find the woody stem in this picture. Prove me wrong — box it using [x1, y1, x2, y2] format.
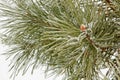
[85, 33, 109, 51]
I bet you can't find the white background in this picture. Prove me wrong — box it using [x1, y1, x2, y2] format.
[0, 44, 62, 80]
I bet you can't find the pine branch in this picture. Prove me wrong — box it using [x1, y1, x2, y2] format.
[0, 0, 120, 80]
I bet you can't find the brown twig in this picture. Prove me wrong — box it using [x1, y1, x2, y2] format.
[85, 33, 109, 51]
[80, 24, 110, 51]
[106, 0, 111, 3]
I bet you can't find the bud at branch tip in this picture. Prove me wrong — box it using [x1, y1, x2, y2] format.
[80, 24, 86, 32]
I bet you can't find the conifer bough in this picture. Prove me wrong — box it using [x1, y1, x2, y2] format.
[0, 0, 120, 80]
